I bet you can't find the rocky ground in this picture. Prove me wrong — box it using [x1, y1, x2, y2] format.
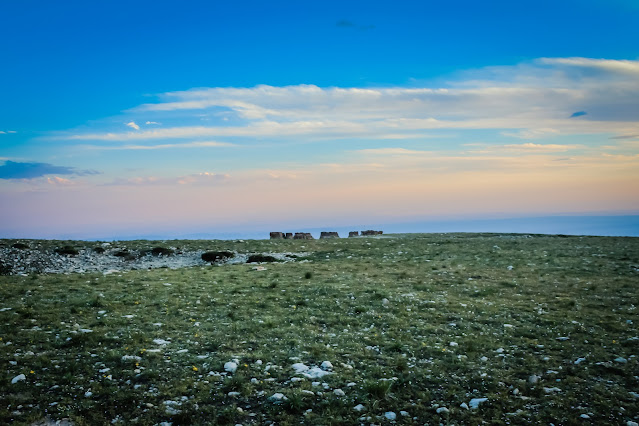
[0, 241, 304, 275]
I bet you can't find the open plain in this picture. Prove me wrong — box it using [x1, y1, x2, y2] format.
[1, 233, 638, 425]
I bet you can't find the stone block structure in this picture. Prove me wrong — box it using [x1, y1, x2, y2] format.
[320, 232, 340, 239]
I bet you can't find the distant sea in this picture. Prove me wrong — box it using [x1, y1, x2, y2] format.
[75, 214, 639, 241]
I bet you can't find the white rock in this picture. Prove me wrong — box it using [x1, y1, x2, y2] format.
[321, 361, 333, 370]
[84, 391, 93, 397]
[627, 421, 638, 426]
[224, 362, 238, 373]
[543, 387, 562, 393]
[303, 366, 332, 379]
[121, 355, 141, 361]
[333, 389, 345, 396]
[528, 375, 540, 384]
[480, 356, 488, 362]
[449, 342, 458, 347]
[227, 392, 240, 397]
[436, 407, 449, 414]
[384, 411, 397, 420]
[382, 298, 390, 306]
[580, 414, 590, 419]
[353, 404, 365, 412]
[469, 398, 488, 409]
[400, 411, 409, 416]
[556, 336, 570, 341]
[11, 374, 26, 384]
[153, 339, 170, 345]
[460, 402, 469, 410]
[574, 357, 586, 364]
[268, 393, 288, 403]
[292, 363, 309, 374]
[301, 390, 315, 395]
[495, 348, 504, 353]
[614, 357, 628, 363]
[507, 265, 513, 270]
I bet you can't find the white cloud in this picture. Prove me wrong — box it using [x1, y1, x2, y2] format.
[84, 140, 234, 150]
[501, 128, 560, 139]
[106, 172, 230, 186]
[46, 176, 75, 186]
[145, 121, 161, 125]
[60, 57, 639, 144]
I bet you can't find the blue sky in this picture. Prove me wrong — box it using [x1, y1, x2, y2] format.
[1, 0, 638, 239]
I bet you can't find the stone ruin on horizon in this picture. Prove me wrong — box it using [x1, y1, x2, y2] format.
[269, 230, 383, 239]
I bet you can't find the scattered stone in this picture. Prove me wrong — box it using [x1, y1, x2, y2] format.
[268, 393, 288, 403]
[436, 407, 449, 414]
[11, 374, 26, 384]
[353, 404, 365, 412]
[333, 389, 345, 397]
[320, 361, 333, 370]
[469, 398, 488, 409]
[384, 411, 397, 420]
[224, 362, 238, 373]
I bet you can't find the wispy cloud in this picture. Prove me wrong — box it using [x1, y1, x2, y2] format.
[106, 172, 230, 186]
[145, 121, 161, 125]
[0, 161, 99, 180]
[83, 141, 234, 150]
[61, 57, 639, 145]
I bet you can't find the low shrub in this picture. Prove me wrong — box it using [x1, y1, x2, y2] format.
[201, 251, 234, 262]
[0, 262, 11, 275]
[55, 246, 79, 256]
[151, 247, 174, 256]
[93, 246, 106, 254]
[12, 242, 29, 250]
[247, 254, 278, 263]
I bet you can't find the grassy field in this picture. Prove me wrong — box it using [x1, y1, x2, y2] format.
[1, 233, 638, 425]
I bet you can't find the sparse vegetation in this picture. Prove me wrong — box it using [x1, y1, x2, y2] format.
[11, 242, 29, 250]
[0, 233, 638, 425]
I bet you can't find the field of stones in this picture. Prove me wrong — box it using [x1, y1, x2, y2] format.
[1, 233, 638, 425]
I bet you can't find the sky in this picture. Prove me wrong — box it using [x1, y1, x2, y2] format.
[1, 0, 638, 239]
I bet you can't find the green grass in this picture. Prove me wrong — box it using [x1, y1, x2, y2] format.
[1, 233, 638, 425]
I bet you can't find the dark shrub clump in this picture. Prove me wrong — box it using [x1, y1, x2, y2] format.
[201, 251, 235, 262]
[12, 242, 29, 250]
[55, 246, 79, 256]
[113, 250, 137, 261]
[247, 254, 278, 263]
[0, 262, 11, 275]
[151, 247, 174, 256]
[93, 247, 106, 254]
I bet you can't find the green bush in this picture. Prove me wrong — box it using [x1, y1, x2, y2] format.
[247, 254, 278, 263]
[201, 251, 234, 262]
[151, 247, 174, 256]
[55, 246, 79, 256]
[12, 242, 29, 250]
